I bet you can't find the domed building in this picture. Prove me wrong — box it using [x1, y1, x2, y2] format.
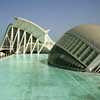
[48, 24, 100, 73]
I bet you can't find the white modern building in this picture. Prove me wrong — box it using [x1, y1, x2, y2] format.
[0, 17, 55, 54]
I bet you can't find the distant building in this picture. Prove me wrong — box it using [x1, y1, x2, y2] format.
[48, 24, 100, 73]
[0, 17, 55, 54]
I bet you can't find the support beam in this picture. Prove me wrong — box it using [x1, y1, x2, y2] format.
[16, 28, 20, 54]
[1, 34, 8, 49]
[38, 41, 46, 54]
[31, 39, 39, 54]
[23, 32, 26, 54]
[12, 29, 19, 48]
[37, 40, 39, 55]
[1, 32, 11, 49]
[30, 34, 33, 53]
[16, 31, 26, 54]
[10, 26, 13, 53]
[24, 34, 32, 54]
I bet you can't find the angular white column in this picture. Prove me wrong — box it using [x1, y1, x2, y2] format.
[31, 39, 38, 54]
[30, 34, 33, 53]
[16, 28, 20, 54]
[10, 26, 13, 53]
[23, 31, 26, 54]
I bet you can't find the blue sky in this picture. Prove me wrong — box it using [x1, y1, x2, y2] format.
[0, 0, 100, 41]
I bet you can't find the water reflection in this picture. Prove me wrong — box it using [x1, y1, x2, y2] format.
[0, 54, 100, 100]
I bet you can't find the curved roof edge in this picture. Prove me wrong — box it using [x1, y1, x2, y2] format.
[14, 17, 48, 33]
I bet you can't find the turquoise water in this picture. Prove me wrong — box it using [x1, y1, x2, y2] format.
[0, 54, 100, 100]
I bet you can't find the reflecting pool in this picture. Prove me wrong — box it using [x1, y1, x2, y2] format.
[0, 54, 100, 100]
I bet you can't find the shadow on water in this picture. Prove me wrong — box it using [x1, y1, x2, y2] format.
[40, 59, 48, 65]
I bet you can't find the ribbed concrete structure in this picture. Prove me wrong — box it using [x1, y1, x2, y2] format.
[68, 24, 100, 50]
[48, 24, 100, 73]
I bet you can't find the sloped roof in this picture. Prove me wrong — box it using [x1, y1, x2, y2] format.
[13, 17, 49, 42]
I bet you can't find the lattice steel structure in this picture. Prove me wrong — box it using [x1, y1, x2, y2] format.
[48, 24, 100, 73]
[0, 17, 54, 54]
